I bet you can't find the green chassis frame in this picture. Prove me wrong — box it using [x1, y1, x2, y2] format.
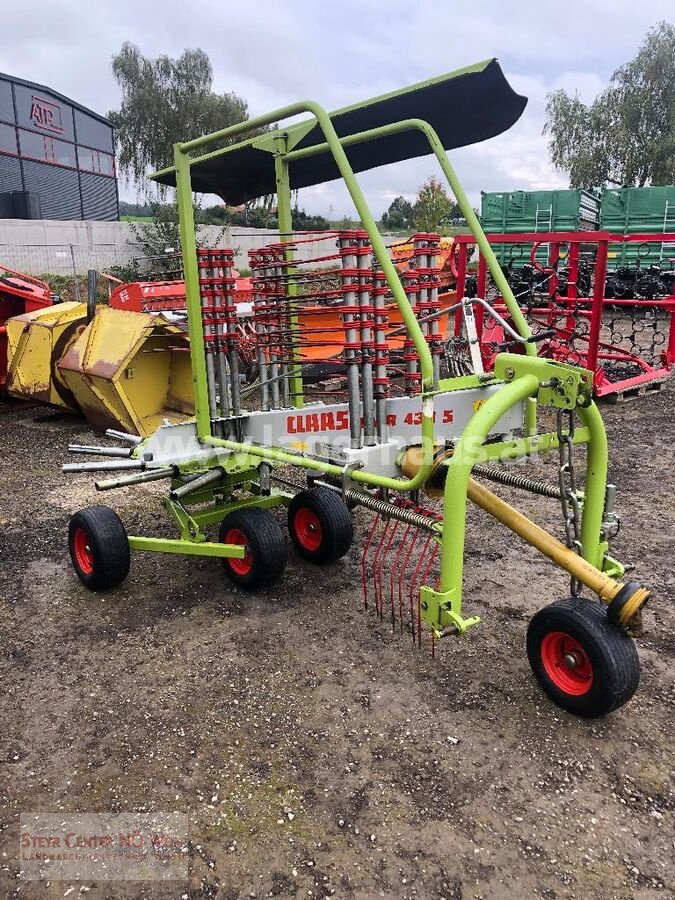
[142, 98, 616, 636]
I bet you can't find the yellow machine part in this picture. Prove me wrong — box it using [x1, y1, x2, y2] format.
[5, 302, 88, 410]
[58, 306, 194, 437]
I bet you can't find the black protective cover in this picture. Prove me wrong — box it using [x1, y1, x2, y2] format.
[155, 58, 526, 205]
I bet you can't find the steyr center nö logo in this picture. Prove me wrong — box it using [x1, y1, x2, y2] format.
[30, 95, 64, 134]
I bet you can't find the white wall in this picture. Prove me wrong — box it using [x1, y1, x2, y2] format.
[0, 219, 398, 275]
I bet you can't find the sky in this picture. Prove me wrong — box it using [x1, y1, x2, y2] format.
[1, 0, 673, 218]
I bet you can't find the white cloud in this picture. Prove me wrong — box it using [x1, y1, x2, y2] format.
[1, 0, 673, 215]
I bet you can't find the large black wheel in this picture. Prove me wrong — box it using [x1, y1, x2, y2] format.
[219, 507, 287, 589]
[288, 487, 353, 564]
[527, 598, 640, 718]
[68, 506, 130, 591]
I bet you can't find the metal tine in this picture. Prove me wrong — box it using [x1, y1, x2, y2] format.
[390, 521, 414, 633]
[371, 517, 394, 619]
[383, 517, 404, 630]
[377, 518, 400, 626]
[373, 516, 386, 616]
[361, 513, 381, 610]
[410, 531, 435, 648]
[399, 526, 424, 643]
[68, 445, 133, 458]
[105, 429, 143, 446]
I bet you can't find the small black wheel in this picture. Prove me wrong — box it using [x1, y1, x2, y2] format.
[527, 598, 640, 718]
[68, 506, 130, 591]
[219, 507, 287, 589]
[288, 487, 353, 564]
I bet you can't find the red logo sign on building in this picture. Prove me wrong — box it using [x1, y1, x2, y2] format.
[30, 95, 64, 134]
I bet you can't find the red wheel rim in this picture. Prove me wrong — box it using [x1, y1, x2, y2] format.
[540, 630, 593, 696]
[293, 507, 322, 552]
[224, 527, 252, 575]
[72, 527, 94, 575]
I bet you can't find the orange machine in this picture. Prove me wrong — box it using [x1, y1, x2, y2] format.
[390, 233, 472, 287]
[293, 291, 457, 361]
[108, 276, 253, 313]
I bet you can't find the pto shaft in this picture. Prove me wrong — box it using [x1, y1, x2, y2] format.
[466, 477, 649, 625]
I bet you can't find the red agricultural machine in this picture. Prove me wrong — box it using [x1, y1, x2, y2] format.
[453, 231, 675, 400]
[0, 266, 53, 392]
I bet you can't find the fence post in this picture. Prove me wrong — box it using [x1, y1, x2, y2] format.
[69, 244, 80, 301]
[587, 238, 608, 374]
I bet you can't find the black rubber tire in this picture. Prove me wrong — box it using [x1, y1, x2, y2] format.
[526, 598, 640, 718]
[68, 506, 130, 591]
[219, 507, 287, 589]
[288, 487, 353, 564]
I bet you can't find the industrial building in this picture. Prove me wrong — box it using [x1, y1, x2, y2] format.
[0, 72, 118, 221]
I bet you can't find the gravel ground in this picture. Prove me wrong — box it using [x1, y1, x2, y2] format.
[1, 384, 674, 900]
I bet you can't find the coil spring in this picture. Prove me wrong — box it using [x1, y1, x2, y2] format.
[473, 465, 561, 499]
[343, 489, 439, 532]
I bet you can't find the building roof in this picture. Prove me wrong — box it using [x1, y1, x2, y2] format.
[0, 71, 113, 126]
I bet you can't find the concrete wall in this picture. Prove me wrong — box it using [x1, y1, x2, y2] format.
[0, 219, 397, 275]
[0, 219, 285, 274]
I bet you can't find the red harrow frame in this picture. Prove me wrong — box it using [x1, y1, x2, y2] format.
[453, 231, 675, 399]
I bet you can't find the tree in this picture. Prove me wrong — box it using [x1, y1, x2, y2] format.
[381, 195, 415, 231]
[543, 22, 675, 188]
[292, 208, 331, 231]
[413, 176, 454, 232]
[201, 204, 230, 225]
[119, 200, 154, 218]
[241, 195, 277, 229]
[108, 43, 249, 185]
[130, 201, 224, 274]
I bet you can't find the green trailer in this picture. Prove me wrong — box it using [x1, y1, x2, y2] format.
[481, 189, 600, 266]
[601, 186, 675, 270]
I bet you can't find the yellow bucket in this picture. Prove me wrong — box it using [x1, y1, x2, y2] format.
[6, 301, 88, 410]
[58, 306, 194, 437]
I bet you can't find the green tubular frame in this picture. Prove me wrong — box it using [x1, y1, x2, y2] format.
[274, 138, 304, 408]
[165, 100, 541, 491]
[432, 367, 608, 631]
[153, 97, 610, 612]
[127, 485, 291, 557]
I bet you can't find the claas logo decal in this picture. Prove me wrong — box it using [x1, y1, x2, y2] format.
[286, 409, 454, 434]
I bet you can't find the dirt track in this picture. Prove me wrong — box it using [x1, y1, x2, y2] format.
[1, 385, 674, 899]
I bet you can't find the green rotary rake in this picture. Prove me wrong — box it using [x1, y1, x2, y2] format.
[63, 59, 651, 717]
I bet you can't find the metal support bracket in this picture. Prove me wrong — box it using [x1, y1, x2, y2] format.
[601, 548, 626, 579]
[419, 585, 481, 636]
[341, 460, 364, 502]
[163, 496, 205, 542]
[494, 353, 594, 410]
